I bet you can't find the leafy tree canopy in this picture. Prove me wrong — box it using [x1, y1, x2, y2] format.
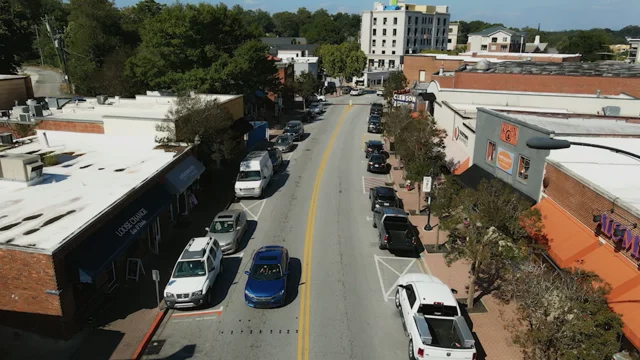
[317, 42, 366, 83]
[294, 71, 321, 108]
[382, 71, 407, 103]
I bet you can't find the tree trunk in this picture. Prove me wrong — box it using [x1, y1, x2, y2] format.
[467, 274, 476, 309]
[435, 227, 440, 248]
[416, 182, 421, 214]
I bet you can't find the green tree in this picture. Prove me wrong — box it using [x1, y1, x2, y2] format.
[33, 0, 69, 68]
[294, 71, 320, 109]
[301, 9, 344, 44]
[272, 11, 299, 37]
[0, 0, 34, 73]
[431, 177, 543, 308]
[383, 71, 407, 104]
[560, 29, 611, 61]
[120, 0, 165, 46]
[382, 106, 412, 144]
[504, 264, 622, 360]
[317, 42, 366, 85]
[394, 113, 446, 210]
[157, 95, 243, 166]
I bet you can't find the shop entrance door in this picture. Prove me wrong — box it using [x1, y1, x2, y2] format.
[149, 218, 161, 255]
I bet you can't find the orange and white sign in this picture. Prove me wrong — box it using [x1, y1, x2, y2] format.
[500, 122, 519, 146]
[496, 147, 514, 174]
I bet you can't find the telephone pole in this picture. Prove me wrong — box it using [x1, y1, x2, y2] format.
[43, 15, 73, 93]
[34, 25, 44, 67]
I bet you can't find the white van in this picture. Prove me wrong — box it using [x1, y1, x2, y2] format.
[235, 151, 273, 198]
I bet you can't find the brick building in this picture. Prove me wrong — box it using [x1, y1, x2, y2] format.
[454, 108, 640, 355]
[429, 61, 640, 98]
[457, 51, 581, 62]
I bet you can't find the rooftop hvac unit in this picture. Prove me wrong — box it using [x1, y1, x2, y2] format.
[13, 106, 30, 114]
[96, 95, 108, 105]
[30, 104, 43, 117]
[0, 133, 13, 145]
[602, 106, 621, 116]
[18, 113, 32, 122]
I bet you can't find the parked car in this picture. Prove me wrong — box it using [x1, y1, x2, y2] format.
[283, 120, 304, 141]
[244, 245, 290, 308]
[309, 102, 324, 115]
[370, 103, 384, 116]
[164, 237, 223, 309]
[367, 118, 382, 133]
[369, 186, 401, 211]
[235, 151, 273, 199]
[311, 93, 326, 102]
[273, 134, 294, 153]
[364, 140, 388, 159]
[342, 86, 352, 95]
[367, 153, 390, 174]
[205, 210, 248, 254]
[268, 147, 283, 170]
[373, 207, 419, 252]
[350, 88, 364, 96]
[395, 274, 476, 359]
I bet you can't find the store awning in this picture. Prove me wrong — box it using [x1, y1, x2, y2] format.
[535, 197, 640, 349]
[71, 184, 172, 283]
[456, 164, 537, 206]
[230, 118, 254, 135]
[164, 155, 205, 195]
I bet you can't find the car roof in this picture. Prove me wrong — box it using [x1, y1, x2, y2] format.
[370, 154, 385, 161]
[375, 186, 395, 196]
[381, 207, 406, 215]
[214, 210, 240, 220]
[180, 237, 217, 260]
[287, 121, 302, 126]
[254, 246, 285, 264]
[371, 103, 383, 107]
[367, 140, 383, 145]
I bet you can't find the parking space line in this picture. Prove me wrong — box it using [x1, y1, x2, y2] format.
[379, 260, 402, 276]
[238, 202, 257, 219]
[384, 260, 416, 298]
[171, 307, 224, 318]
[254, 200, 266, 220]
[374, 255, 388, 302]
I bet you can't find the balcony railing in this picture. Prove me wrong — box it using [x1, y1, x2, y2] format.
[366, 65, 403, 72]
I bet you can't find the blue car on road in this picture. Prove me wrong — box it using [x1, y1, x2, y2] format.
[244, 246, 289, 308]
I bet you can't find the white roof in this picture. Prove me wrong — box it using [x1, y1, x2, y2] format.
[449, 103, 572, 120]
[0, 131, 178, 253]
[547, 136, 640, 215]
[506, 113, 640, 136]
[0, 74, 27, 80]
[40, 93, 241, 123]
[458, 51, 581, 58]
[411, 53, 511, 63]
[188, 237, 210, 252]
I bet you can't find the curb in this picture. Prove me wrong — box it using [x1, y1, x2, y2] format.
[131, 309, 168, 360]
[132, 196, 233, 359]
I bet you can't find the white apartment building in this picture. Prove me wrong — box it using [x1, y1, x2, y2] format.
[467, 26, 525, 53]
[447, 21, 459, 51]
[358, 0, 450, 86]
[627, 37, 640, 64]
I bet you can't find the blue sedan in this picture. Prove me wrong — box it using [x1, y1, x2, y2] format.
[244, 246, 289, 308]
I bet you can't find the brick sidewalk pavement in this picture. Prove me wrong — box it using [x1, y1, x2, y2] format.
[385, 147, 523, 360]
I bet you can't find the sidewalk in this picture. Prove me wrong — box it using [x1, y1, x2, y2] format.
[385, 147, 523, 360]
[69, 167, 237, 360]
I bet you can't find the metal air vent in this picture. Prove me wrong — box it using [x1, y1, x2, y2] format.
[602, 106, 621, 116]
[0, 133, 13, 145]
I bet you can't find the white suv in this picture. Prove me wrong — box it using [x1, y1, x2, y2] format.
[164, 237, 223, 309]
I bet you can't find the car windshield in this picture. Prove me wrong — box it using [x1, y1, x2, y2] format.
[276, 137, 289, 144]
[369, 120, 381, 125]
[249, 263, 282, 280]
[368, 143, 384, 151]
[378, 193, 396, 201]
[210, 219, 234, 233]
[370, 154, 385, 162]
[173, 260, 206, 278]
[238, 170, 262, 181]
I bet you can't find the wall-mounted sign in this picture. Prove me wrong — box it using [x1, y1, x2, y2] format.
[500, 122, 519, 146]
[457, 127, 468, 146]
[116, 208, 148, 237]
[598, 213, 640, 259]
[496, 147, 514, 174]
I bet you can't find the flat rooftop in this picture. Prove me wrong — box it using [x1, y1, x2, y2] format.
[458, 51, 580, 59]
[546, 136, 640, 215]
[0, 74, 28, 80]
[499, 111, 640, 136]
[39, 93, 241, 123]
[0, 131, 178, 253]
[407, 53, 511, 63]
[460, 61, 640, 78]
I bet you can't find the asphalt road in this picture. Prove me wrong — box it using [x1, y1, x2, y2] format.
[144, 93, 422, 360]
[22, 67, 65, 97]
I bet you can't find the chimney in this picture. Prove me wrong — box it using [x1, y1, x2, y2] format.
[534, 35, 540, 45]
[439, 67, 444, 76]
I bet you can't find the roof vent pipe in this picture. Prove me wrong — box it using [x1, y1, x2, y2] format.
[42, 132, 50, 147]
[596, 89, 601, 97]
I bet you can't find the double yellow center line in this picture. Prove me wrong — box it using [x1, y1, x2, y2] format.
[297, 105, 352, 360]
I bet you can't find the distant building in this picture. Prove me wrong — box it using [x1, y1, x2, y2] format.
[447, 21, 459, 51]
[261, 37, 320, 58]
[524, 35, 548, 53]
[627, 37, 640, 64]
[0, 75, 34, 110]
[466, 26, 525, 53]
[358, 1, 451, 87]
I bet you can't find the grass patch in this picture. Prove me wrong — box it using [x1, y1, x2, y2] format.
[42, 155, 58, 166]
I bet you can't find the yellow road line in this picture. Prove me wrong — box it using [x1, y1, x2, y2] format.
[297, 105, 353, 360]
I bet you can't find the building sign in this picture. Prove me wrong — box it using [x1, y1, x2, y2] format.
[454, 126, 468, 146]
[500, 122, 519, 146]
[496, 147, 514, 174]
[598, 213, 640, 259]
[116, 208, 149, 237]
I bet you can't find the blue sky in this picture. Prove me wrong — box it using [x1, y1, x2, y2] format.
[112, 0, 638, 31]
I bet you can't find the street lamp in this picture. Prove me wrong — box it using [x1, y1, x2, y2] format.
[526, 137, 640, 161]
[423, 167, 434, 231]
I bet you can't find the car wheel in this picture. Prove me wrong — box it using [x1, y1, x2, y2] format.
[395, 290, 402, 310]
[373, 220, 377, 228]
[378, 241, 385, 250]
[408, 339, 416, 360]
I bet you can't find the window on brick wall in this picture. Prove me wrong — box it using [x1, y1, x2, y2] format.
[481, 45, 488, 50]
[486, 141, 497, 163]
[518, 155, 531, 182]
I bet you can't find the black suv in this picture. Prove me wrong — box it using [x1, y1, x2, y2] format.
[368, 116, 382, 133]
[369, 186, 401, 211]
[364, 140, 387, 158]
[370, 103, 383, 116]
[367, 154, 390, 174]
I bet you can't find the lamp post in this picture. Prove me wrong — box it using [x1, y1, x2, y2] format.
[423, 167, 434, 231]
[526, 137, 640, 161]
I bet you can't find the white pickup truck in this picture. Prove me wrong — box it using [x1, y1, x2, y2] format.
[395, 273, 477, 360]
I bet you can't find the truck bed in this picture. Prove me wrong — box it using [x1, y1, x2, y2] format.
[414, 314, 475, 350]
[386, 230, 415, 251]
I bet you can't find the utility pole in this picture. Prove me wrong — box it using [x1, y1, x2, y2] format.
[34, 25, 44, 67]
[43, 15, 73, 93]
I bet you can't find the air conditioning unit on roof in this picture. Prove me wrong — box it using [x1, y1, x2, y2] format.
[18, 113, 32, 122]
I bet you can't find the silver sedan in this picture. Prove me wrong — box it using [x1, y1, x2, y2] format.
[205, 210, 248, 254]
[274, 134, 294, 152]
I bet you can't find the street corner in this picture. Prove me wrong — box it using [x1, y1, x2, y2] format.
[229, 199, 267, 221]
[373, 254, 421, 304]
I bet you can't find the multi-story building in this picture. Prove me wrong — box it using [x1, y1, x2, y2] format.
[627, 37, 640, 64]
[358, 0, 451, 87]
[447, 21, 459, 51]
[466, 26, 525, 53]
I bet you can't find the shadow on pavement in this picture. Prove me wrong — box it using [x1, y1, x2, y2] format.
[262, 167, 290, 199]
[70, 329, 124, 360]
[155, 344, 196, 360]
[209, 256, 242, 308]
[236, 220, 257, 253]
[457, 303, 488, 360]
[285, 257, 302, 306]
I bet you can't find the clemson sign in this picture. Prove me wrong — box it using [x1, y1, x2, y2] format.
[496, 147, 514, 174]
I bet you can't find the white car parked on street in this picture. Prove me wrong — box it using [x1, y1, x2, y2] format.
[350, 88, 364, 96]
[164, 237, 223, 309]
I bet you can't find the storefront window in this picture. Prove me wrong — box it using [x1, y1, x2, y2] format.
[486, 141, 497, 163]
[518, 155, 530, 182]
